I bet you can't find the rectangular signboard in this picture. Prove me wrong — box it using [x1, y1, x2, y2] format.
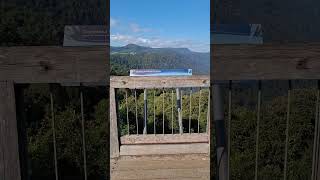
[63, 25, 107, 46]
[130, 69, 192, 77]
[211, 24, 263, 44]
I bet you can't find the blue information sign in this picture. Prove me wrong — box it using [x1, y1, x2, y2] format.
[130, 69, 192, 77]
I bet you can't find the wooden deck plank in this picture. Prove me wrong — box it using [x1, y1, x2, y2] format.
[120, 133, 209, 145]
[120, 143, 209, 156]
[111, 154, 209, 180]
[113, 160, 209, 171]
[112, 168, 209, 179]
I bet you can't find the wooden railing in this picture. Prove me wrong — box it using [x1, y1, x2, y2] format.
[110, 75, 210, 157]
[2, 43, 320, 179]
[0, 46, 107, 180]
[211, 43, 320, 180]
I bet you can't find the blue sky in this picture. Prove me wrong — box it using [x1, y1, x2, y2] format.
[110, 0, 210, 52]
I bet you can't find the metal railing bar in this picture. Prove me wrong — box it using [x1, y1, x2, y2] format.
[227, 80, 232, 180]
[255, 81, 262, 180]
[181, 90, 183, 133]
[206, 87, 210, 134]
[80, 88, 87, 180]
[143, 89, 147, 134]
[118, 86, 213, 136]
[172, 89, 174, 134]
[50, 91, 59, 180]
[189, 88, 192, 134]
[126, 90, 129, 135]
[198, 87, 202, 133]
[154, 89, 156, 135]
[163, 88, 165, 135]
[176, 88, 183, 134]
[312, 80, 320, 180]
[284, 80, 292, 180]
[135, 89, 138, 135]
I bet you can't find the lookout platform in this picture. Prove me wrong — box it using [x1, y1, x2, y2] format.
[110, 76, 211, 179]
[111, 154, 210, 180]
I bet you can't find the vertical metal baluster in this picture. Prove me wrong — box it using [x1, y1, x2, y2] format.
[207, 87, 210, 133]
[189, 88, 192, 134]
[50, 91, 58, 180]
[198, 87, 202, 133]
[154, 89, 156, 135]
[143, 89, 147, 134]
[80, 88, 87, 180]
[176, 88, 183, 134]
[227, 81, 232, 180]
[284, 80, 292, 180]
[312, 80, 320, 180]
[163, 88, 165, 135]
[172, 90, 174, 134]
[135, 89, 138, 135]
[181, 90, 183, 133]
[255, 81, 262, 180]
[126, 90, 129, 135]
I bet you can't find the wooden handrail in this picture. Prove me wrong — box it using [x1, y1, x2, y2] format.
[110, 75, 210, 89]
[0, 46, 108, 83]
[212, 43, 320, 80]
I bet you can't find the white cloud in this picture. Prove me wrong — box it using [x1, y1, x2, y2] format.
[129, 23, 152, 33]
[111, 34, 209, 52]
[110, 18, 118, 27]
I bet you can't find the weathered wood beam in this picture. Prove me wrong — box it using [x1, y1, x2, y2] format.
[120, 133, 209, 145]
[110, 87, 119, 158]
[0, 46, 108, 83]
[212, 43, 320, 80]
[0, 81, 21, 180]
[110, 76, 210, 89]
[2, 43, 320, 83]
[120, 143, 209, 156]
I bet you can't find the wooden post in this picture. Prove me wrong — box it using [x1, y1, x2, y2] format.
[0, 81, 21, 180]
[176, 88, 183, 134]
[110, 87, 119, 158]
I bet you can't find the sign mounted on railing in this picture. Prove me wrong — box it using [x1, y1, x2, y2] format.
[63, 25, 107, 46]
[129, 69, 192, 77]
[211, 24, 263, 44]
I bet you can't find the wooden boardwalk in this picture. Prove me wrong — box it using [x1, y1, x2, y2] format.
[111, 154, 210, 180]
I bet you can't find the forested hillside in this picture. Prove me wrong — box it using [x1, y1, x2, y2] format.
[110, 44, 210, 75]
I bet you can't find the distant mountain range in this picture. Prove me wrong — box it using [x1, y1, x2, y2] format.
[110, 44, 210, 75]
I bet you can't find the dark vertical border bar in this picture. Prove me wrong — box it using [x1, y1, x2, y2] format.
[210, 0, 215, 178]
[15, 84, 29, 180]
[106, 0, 111, 178]
[255, 80, 262, 180]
